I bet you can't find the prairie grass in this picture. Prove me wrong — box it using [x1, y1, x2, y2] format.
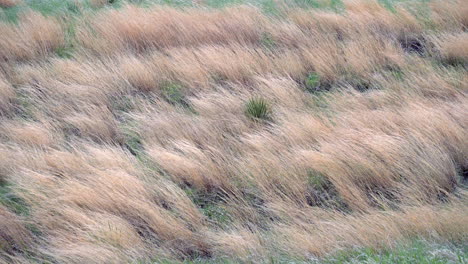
[0, 0, 467, 263]
[0, 0, 21, 8]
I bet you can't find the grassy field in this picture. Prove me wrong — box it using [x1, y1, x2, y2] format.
[0, 0, 467, 263]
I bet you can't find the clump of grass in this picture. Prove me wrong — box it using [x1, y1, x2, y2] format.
[306, 169, 347, 210]
[184, 187, 231, 227]
[304, 72, 321, 92]
[1, 1, 468, 263]
[389, 68, 405, 81]
[0, 11, 64, 60]
[110, 95, 134, 113]
[344, 74, 374, 92]
[161, 82, 189, 108]
[55, 16, 78, 59]
[260, 32, 276, 49]
[12, 92, 35, 120]
[121, 125, 143, 156]
[307, 169, 328, 189]
[245, 97, 271, 121]
[201, 204, 231, 227]
[0, 183, 29, 216]
[55, 45, 74, 58]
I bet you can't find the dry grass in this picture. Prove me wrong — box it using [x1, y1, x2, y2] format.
[0, 76, 14, 115]
[0, 12, 64, 61]
[0, 0, 21, 8]
[0, 0, 467, 263]
[435, 33, 468, 66]
[76, 5, 266, 54]
[0, 207, 32, 254]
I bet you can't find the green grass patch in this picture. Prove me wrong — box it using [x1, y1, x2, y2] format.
[200, 203, 231, 227]
[306, 169, 348, 210]
[390, 68, 405, 81]
[1, 0, 349, 20]
[245, 97, 272, 122]
[55, 45, 74, 59]
[0, 182, 29, 216]
[323, 239, 467, 264]
[55, 18, 78, 59]
[378, 0, 397, 12]
[184, 188, 231, 227]
[0, 5, 22, 23]
[204, 0, 243, 8]
[342, 74, 375, 92]
[27, 0, 79, 16]
[305, 72, 321, 92]
[110, 95, 135, 113]
[329, 0, 344, 12]
[292, 0, 343, 10]
[259, 0, 280, 16]
[142, 239, 468, 263]
[161, 82, 194, 111]
[13, 91, 36, 121]
[307, 169, 329, 189]
[293, 0, 322, 8]
[161, 82, 184, 104]
[260, 32, 276, 50]
[303, 72, 335, 94]
[121, 124, 144, 156]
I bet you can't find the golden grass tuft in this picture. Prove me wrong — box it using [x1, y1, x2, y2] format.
[438, 33, 468, 65]
[0, 0, 467, 262]
[0, 12, 64, 61]
[0, 121, 55, 147]
[77, 5, 266, 54]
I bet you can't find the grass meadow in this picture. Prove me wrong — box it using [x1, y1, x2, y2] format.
[0, 0, 467, 263]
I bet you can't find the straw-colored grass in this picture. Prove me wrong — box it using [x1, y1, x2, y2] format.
[0, 0, 466, 262]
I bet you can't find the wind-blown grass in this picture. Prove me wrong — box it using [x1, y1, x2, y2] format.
[0, 0, 467, 263]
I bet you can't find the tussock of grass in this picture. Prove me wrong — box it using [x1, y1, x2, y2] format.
[0, 0, 467, 263]
[245, 97, 271, 121]
[0, 11, 64, 60]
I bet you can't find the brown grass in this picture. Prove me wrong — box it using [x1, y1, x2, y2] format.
[0, 0, 467, 262]
[0, 76, 14, 115]
[437, 33, 468, 65]
[76, 5, 266, 54]
[0, 12, 64, 61]
[0, 0, 21, 8]
[0, 207, 31, 254]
